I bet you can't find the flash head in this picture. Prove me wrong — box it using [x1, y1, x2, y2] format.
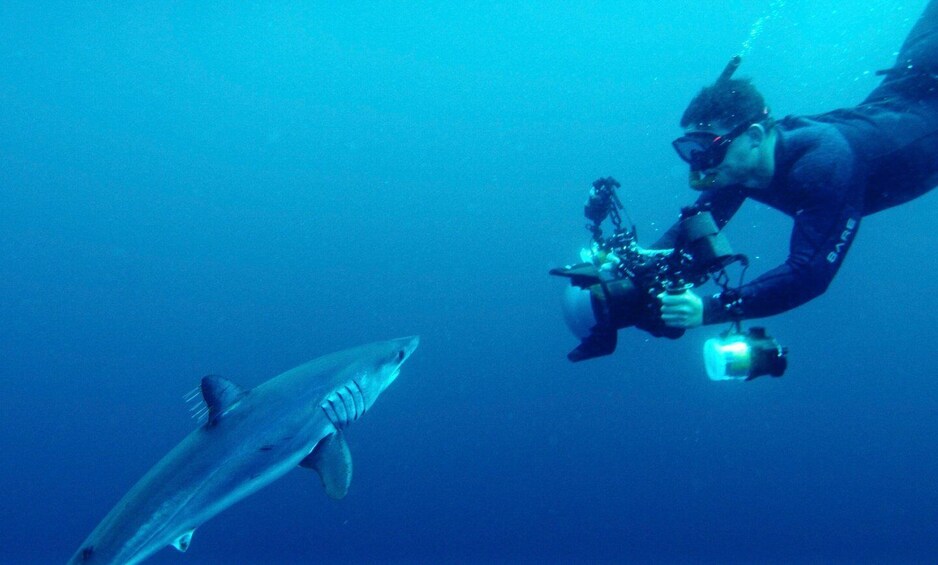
[703, 327, 787, 381]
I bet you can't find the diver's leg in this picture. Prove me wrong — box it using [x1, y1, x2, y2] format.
[856, 2, 938, 213]
[892, 0, 938, 72]
[865, 0, 938, 103]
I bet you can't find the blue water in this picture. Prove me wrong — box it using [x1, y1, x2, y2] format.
[2, 2, 937, 563]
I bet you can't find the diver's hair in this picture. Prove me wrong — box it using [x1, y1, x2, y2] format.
[680, 78, 769, 130]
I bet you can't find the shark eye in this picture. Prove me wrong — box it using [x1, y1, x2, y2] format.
[397, 350, 405, 362]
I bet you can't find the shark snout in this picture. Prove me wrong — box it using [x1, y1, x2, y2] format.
[375, 336, 419, 394]
[394, 335, 420, 364]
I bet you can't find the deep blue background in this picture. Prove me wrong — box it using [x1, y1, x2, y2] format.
[2, 2, 937, 563]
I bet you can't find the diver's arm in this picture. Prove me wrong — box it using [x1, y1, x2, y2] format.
[701, 206, 862, 324]
[650, 188, 746, 249]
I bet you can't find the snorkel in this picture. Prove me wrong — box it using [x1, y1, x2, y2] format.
[716, 54, 743, 84]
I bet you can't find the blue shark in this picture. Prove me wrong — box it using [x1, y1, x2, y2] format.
[68, 336, 419, 565]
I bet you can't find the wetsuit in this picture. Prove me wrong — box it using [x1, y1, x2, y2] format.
[657, 0, 938, 325]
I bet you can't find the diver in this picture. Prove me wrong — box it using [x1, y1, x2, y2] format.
[654, 1, 938, 330]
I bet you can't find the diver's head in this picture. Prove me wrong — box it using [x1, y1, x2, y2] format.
[672, 62, 775, 190]
[680, 75, 767, 133]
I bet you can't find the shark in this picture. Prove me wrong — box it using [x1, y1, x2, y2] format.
[68, 336, 419, 565]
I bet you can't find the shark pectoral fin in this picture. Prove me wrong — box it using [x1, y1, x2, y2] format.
[171, 529, 195, 552]
[201, 375, 247, 426]
[300, 431, 353, 500]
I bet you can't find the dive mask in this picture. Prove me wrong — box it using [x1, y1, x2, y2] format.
[671, 117, 757, 172]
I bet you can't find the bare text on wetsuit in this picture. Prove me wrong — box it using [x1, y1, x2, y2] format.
[826, 217, 858, 263]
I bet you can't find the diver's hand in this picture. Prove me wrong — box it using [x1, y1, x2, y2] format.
[658, 289, 703, 329]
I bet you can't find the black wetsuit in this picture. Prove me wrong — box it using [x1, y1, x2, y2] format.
[658, 1, 938, 325]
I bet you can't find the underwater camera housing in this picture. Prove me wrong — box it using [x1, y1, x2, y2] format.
[550, 177, 742, 362]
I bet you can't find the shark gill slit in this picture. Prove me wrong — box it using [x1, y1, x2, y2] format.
[352, 380, 366, 415]
[327, 398, 345, 428]
[321, 402, 338, 427]
[336, 391, 353, 423]
[344, 385, 361, 420]
[332, 395, 349, 426]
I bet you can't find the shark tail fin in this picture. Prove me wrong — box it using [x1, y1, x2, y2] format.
[301, 431, 353, 499]
[201, 375, 247, 426]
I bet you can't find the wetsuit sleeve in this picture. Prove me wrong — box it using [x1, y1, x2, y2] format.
[702, 163, 864, 325]
[650, 188, 746, 249]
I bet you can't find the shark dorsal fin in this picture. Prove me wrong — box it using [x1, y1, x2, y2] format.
[171, 529, 195, 552]
[200, 375, 246, 426]
[300, 430, 353, 500]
